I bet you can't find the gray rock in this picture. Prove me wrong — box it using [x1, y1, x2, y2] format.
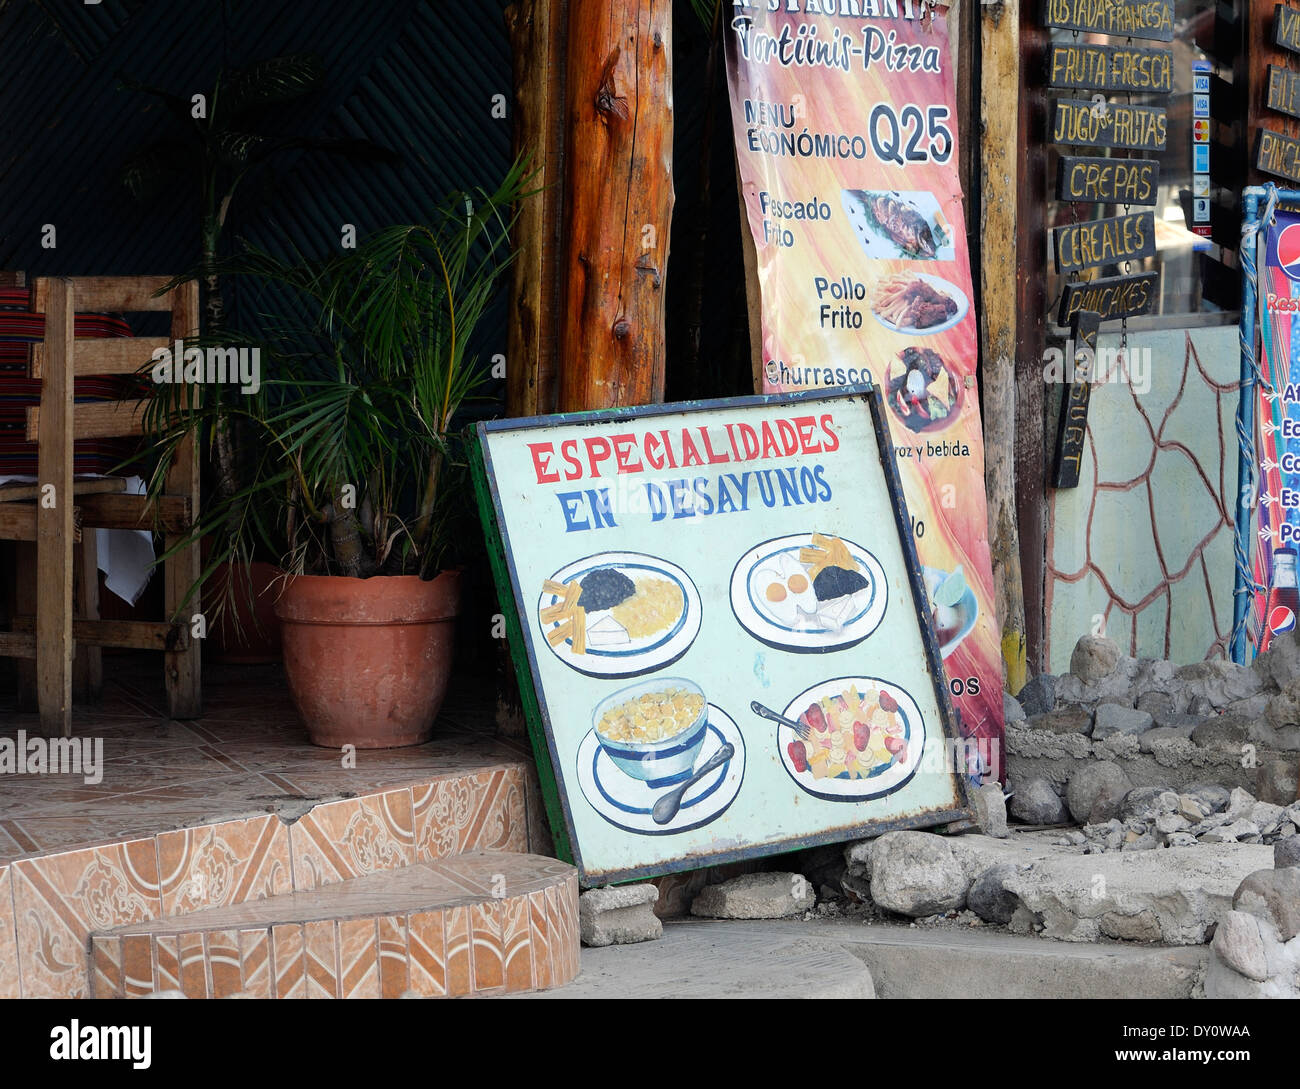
[1138, 725, 1197, 753]
[1016, 674, 1056, 716]
[1253, 721, 1300, 751]
[1223, 692, 1274, 720]
[1072, 634, 1121, 683]
[1185, 783, 1231, 814]
[970, 783, 1008, 838]
[1121, 831, 1158, 851]
[1085, 818, 1126, 852]
[840, 868, 871, 903]
[1253, 631, 1300, 689]
[1092, 703, 1154, 740]
[1256, 754, 1300, 805]
[1007, 779, 1070, 825]
[690, 872, 815, 920]
[1066, 761, 1132, 824]
[1003, 692, 1026, 724]
[1167, 832, 1198, 848]
[1155, 813, 1191, 836]
[1133, 658, 1176, 698]
[1177, 795, 1207, 822]
[1251, 801, 1285, 835]
[1088, 781, 1130, 825]
[1135, 690, 1173, 718]
[1190, 713, 1252, 753]
[1201, 820, 1259, 843]
[1233, 867, 1300, 941]
[1264, 679, 1300, 729]
[1212, 910, 1270, 982]
[1275, 837, 1300, 869]
[1174, 659, 1265, 711]
[868, 832, 969, 917]
[580, 883, 663, 946]
[1025, 708, 1094, 736]
[1228, 787, 1257, 820]
[1054, 657, 1140, 709]
[967, 864, 1021, 925]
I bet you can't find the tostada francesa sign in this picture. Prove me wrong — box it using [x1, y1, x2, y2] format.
[472, 389, 973, 886]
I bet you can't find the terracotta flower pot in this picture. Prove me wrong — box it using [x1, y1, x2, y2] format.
[273, 570, 462, 749]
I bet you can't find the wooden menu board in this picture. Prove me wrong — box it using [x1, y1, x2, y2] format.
[471, 389, 973, 885]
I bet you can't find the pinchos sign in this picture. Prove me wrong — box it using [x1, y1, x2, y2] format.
[471, 389, 973, 885]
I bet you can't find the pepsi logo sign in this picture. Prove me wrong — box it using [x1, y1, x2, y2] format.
[1270, 221, 1300, 283]
[1270, 605, 1297, 635]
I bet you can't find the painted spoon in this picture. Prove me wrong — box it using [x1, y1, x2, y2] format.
[651, 743, 735, 826]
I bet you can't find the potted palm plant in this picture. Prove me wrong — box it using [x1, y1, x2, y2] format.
[152, 163, 527, 748]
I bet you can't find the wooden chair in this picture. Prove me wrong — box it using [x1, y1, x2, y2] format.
[0, 276, 201, 734]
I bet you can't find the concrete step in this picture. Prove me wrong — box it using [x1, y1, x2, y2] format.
[514, 918, 1206, 1000]
[90, 852, 578, 999]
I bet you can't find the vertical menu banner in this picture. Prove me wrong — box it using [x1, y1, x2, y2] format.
[1252, 210, 1300, 653]
[724, 8, 1003, 781]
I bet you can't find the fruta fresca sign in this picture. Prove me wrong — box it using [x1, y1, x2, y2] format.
[724, 5, 1004, 778]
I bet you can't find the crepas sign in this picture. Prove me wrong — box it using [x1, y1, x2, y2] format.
[471, 391, 975, 886]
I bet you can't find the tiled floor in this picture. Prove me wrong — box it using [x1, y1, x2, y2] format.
[0, 656, 538, 866]
[0, 654, 568, 997]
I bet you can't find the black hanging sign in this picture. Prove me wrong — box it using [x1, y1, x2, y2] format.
[1056, 156, 1160, 205]
[1053, 212, 1157, 274]
[1042, 0, 1175, 42]
[1277, 4, 1300, 54]
[1048, 43, 1174, 94]
[1052, 99, 1168, 152]
[1058, 272, 1159, 325]
[1052, 312, 1102, 490]
[1267, 65, 1300, 120]
[1256, 128, 1300, 183]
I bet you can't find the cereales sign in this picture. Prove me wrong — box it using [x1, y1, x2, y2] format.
[1053, 211, 1156, 274]
[1048, 43, 1173, 94]
[1056, 155, 1159, 204]
[1058, 272, 1159, 325]
[1042, 0, 1174, 41]
[1052, 99, 1168, 151]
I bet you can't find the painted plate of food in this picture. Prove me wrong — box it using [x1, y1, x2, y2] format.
[884, 346, 963, 434]
[870, 272, 968, 336]
[765, 676, 925, 801]
[841, 189, 955, 262]
[729, 533, 888, 653]
[537, 553, 702, 677]
[923, 564, 979, 660]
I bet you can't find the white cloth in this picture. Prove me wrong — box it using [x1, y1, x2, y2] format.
[0, 474, 155, 606]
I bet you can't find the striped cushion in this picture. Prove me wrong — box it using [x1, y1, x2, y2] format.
[0, 287, 143, 475]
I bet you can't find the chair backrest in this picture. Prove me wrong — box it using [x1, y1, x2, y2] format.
[26, 277, 199, 445]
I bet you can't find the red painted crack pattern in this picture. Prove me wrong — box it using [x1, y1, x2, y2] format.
[1044, 333, 1240, 667]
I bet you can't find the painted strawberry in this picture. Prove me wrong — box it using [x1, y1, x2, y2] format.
[884, 735, 905, 755]
[878, 689, 898, 713]
[802, 702, 829, 734]
[853, 720, 871, 755]
[788, 740, 809, 773]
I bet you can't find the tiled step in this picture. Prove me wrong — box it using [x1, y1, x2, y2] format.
[89, 852, 578, 999]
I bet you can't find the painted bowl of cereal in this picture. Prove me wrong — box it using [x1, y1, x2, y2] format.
[592, 677, 709, 787]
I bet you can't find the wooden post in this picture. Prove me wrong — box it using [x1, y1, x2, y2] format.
[505, 0, 569, 418]
[559, 0, 674, 411]
[164, 280, 202, 719]
[34, 278, 75, 736]
[980, 0, 1028, 696]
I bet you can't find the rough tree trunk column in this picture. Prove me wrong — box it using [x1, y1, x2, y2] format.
[559, 0, 674, 411]
[980, 0, 1028, 695]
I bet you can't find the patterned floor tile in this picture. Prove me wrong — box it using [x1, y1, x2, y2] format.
[156, 815, 291, 916]
[0, 865, 18, 997]
[289, 789, 414, 891]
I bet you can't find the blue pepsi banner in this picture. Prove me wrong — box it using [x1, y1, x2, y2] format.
[1251, 209, 1300, 653]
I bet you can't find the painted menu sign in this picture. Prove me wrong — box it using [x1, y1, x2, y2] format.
[1041, 0, 1174, 41]
[472, 391, 974, 885]
[724, 6, 1004, 785]
[1250, 211, 1300, 655]
[1048, 43, 1173, 95]
[1258, 6, 1300, 181]
[1055, 155, 1160, 205]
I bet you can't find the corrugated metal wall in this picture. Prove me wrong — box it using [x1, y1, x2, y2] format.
[0, 0, 512, 362]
